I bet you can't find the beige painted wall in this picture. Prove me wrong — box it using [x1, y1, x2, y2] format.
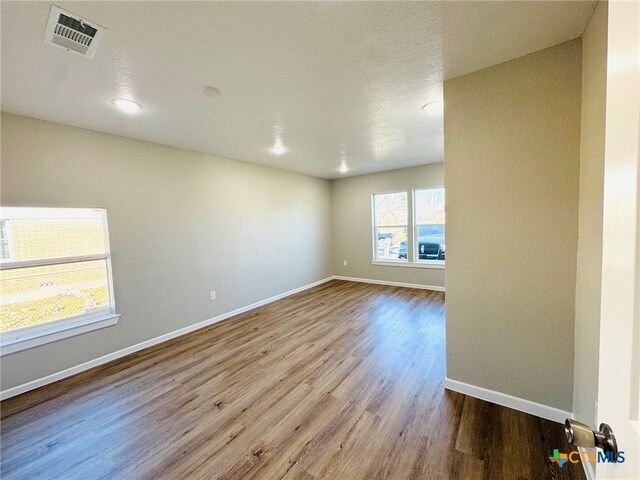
[0, 113, 332, 391]
[573, 1, 607, 426]
[331, 163, 445, 289]
[444, 40, 582, 411]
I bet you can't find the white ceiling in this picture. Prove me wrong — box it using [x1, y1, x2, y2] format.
[1, 1, 595, 179]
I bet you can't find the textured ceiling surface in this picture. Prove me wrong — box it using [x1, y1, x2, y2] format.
[1, 1, 595, 178]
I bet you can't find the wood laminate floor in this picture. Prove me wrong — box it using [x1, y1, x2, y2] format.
[1, 280, 585, 480]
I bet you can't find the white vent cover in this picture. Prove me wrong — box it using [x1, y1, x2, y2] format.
[43, 6, 105, 59]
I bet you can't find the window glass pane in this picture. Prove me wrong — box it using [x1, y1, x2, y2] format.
[415, 188, 445, 262]
[417, 225, 445, 261]
[376, 227, 407, 261]
[1, 220, 105, 262]
[0, 260, 111, 332]
[0, 208, 106, 262]
[415, 188, 445, 224]
[374, 192, 408, 226]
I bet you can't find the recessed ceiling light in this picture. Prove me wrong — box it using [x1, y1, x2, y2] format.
[339, 164, 349, 174]
[272, 144, 287, 155]
[421, 101, 441, 113]
[201, 86, 222, 97]
[112, 98, 142, 113]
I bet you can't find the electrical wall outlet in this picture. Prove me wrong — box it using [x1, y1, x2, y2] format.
[209, 290, 216, 301]
[343, 260, 348, 266]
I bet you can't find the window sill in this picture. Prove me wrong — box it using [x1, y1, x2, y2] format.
[0, 313, 120, 356]
[371, 260, 445, 270]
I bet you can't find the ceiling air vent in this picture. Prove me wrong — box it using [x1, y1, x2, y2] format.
[43, 6, 105, 59]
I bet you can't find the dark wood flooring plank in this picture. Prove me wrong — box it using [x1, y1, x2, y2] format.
[455, 395, 495, 460]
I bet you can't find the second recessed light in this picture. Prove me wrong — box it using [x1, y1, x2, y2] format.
[112, 98, 142, 113]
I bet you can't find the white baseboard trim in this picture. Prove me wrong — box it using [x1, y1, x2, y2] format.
[0, 276, 334, 401]
[332, 275, 445, 292]
[444, 377, 573, 424]
[578, 447, 596, 480]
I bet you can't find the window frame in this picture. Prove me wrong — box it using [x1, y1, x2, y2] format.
[370, 187, 445, 269]
[371, 190, 410, 264]
[0, 208, 120, 356]
[413, 187, 446, 267]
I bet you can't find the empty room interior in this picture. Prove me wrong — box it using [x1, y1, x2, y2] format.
[1, 1, 639, 479]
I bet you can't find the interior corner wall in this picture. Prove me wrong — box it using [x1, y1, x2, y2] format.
[573, 1, 608, 426]
[330, 163, 445, 289]
[0, 113, 332, 391]
[443, 39, 582, 411]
